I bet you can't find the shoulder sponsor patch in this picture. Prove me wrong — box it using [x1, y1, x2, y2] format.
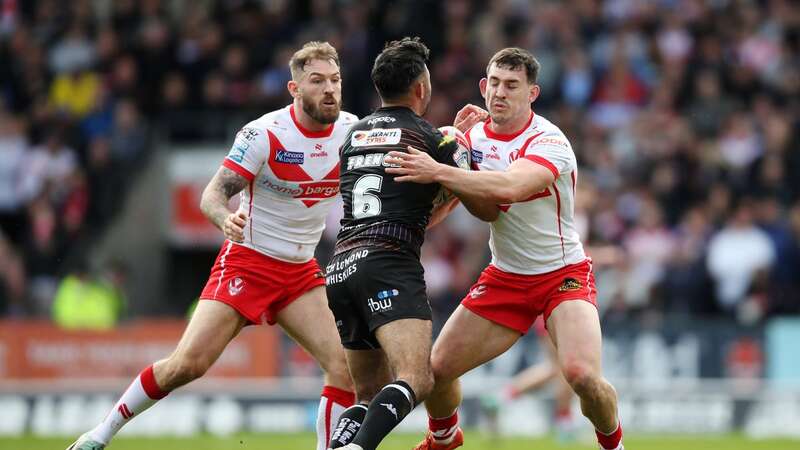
[228, 141, 249, 163]
[275, 150, 304, 164]
[453, 146, 471, 170]
[237, 127, 260, 142]
[351, 128, 402, 147]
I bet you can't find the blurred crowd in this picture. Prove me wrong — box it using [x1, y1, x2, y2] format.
[0, 0, 798, 327]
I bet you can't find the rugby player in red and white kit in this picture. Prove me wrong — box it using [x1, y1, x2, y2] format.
[386, 48, 624, 450]
[67, 42, 357, 450]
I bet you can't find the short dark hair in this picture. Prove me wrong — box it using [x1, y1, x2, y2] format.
[487, 47, 540, 84]
[371, 37, 430, 101]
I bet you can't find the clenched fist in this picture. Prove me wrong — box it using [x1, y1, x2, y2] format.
[224, 210, 248, 243]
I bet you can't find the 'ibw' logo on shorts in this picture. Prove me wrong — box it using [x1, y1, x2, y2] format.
[368, 297, 392, 313]
[228, 277, 244, 296]
[368, 289, 398, 313]
[470, 285, 487, 298]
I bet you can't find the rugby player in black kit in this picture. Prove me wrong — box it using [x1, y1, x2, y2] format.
[325, 38, 493, 450]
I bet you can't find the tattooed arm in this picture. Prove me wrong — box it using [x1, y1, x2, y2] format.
[200, 166, 250, 242]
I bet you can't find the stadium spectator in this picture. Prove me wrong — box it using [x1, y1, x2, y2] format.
[0, 0, 795, 327]
[707, 198, 776, 316]
[51, 260, 125, 330]
[0, 111, 27, 242]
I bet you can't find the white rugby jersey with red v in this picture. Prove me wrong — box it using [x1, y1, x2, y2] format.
[223, 104, 358, 263]
[466, 112, 586, 275]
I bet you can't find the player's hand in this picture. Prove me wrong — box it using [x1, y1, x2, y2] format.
[223, 211, 248, 243]
[384, 146, 440, 184]
[454, 103, 488, 133]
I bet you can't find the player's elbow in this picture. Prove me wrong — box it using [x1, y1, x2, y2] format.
[198, 186, 215, 219]
[491, 187, 520, 205]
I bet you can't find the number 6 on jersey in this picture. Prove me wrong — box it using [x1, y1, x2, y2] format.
[353, 174, 383, 219]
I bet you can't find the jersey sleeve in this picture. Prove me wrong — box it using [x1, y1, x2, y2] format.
[522, 134, 576, 179]
[223, 126, 268, 182]
[422, 126, 460, 168]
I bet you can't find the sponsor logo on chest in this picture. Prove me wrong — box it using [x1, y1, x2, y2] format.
[310, 143, 328, 158]
[275, 149, 305, 164]
[262, 178, 339, 199]
[351, 128, 402, 147]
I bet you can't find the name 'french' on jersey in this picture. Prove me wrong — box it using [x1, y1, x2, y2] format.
[222, 105, 358, 263]
[467, 112, 586, 275]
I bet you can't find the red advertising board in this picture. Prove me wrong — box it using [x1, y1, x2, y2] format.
[0, 320, 280, 379]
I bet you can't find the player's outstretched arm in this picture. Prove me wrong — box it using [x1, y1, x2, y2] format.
[200, 166, 250, 242]
[386, 147, 555, 206]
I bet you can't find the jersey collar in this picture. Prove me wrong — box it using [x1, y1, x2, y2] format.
[483, 111, 534, 142]
[290, 104, 335, 138]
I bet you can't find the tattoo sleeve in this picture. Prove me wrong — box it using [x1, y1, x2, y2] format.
[200, 166, 250, 230]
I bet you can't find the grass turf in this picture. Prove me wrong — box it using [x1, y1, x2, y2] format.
[5, 432, 800, 450]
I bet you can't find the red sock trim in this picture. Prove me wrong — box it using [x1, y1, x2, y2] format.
[321, 385, 356, 407]
[140, 365, 169, 400]
[429, 411, 459, 431]
[596, 422, 622, 450]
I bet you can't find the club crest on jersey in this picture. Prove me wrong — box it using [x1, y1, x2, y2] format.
[470, 284, 487, 298]
[351, 128, 402, 147]
[228, 277, 245, 296]
[558, 278, 582, 292]
[275, 150, 304, 164]
[471, 149, 484, 164]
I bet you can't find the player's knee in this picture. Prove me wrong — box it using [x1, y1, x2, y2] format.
[562, 360, 599, 396]
[430, 349, 456, 385]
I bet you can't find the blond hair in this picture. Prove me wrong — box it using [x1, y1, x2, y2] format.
[289, 41, 340, 80]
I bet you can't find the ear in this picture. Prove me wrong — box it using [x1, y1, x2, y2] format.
[529, 84, 540, 103]
[287, 80, 299, 98]
[414, 80, 424, 100]
[479, 78, 488, 98]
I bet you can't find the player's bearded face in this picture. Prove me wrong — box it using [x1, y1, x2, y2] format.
[299, 60, 342, 124]
[484, 65, 532, 125]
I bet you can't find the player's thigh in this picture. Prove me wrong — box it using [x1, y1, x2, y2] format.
[345, 348, 393, 401]
[374, 318, 432, 374]
[546, 299, 602, 373]
[276, 285, 345, 368]
[171, 299, 247, 366]
[431, 305, 521, 383]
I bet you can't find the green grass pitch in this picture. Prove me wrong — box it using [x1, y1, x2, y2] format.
[4, 432, 799, 450]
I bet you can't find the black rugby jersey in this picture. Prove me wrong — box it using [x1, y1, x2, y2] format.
[334, 106, 462, 256]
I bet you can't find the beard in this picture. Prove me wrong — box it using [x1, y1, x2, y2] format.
[302, 93, 341, 124]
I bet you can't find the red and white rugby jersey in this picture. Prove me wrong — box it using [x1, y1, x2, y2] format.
[222, 104, 358, 263]
[466, 112, 586, 275]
